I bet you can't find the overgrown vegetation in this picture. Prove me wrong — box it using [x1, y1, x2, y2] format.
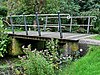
[0, 0, 100, 75]
[90, 35, 100, 40]
[0, 6, 7, 17]
[59, 46, 100, 75]
[0, 0, 100, 33]
[18, 39, 81, 75]
[20, 44, 55, 75]
[0, 18, 10, 57]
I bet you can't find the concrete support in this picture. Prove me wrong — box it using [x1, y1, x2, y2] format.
[8, 38, 23, 56]
[62, 42, 79, 56]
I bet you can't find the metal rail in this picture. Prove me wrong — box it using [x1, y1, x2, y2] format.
[23, 14, 28, 35]
[8, 12, 96, 38]
[10, 14, 14, 34]
[58, 11, 63, 38]
[36, 12, 41, 36]
[7, 14, 70, 17]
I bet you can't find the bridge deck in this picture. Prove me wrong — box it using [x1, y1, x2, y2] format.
[8, 31, 95, 41]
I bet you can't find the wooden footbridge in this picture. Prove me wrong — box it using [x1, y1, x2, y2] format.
[6, 12, 98, 55]
[8, 31, 95, 42]
[7, 12, 96, 41]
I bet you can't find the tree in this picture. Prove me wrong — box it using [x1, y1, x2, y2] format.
[42, 0, 60, 13]
[0, 6, 8, 17]
[60, 0, 80, 15]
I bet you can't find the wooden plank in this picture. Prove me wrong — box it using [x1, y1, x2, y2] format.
[79, 39, 100, 46]
[8, 31, 92, 41]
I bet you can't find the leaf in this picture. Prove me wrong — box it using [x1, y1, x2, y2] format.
[0, 52, 3, 57]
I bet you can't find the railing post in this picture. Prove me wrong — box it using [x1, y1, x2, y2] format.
[70, 17, 72, 32]
[23, 14, 28, 35]
[87, 16, 90, 34]
[44, 16, 48, 32]
[58, 11, 63, 38]
[10, 14, 14, 34]
[36, 12, 41, 36]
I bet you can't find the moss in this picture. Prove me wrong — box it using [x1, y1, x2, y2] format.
[8, 38, 23, 56]
[70, 42, 79, 51]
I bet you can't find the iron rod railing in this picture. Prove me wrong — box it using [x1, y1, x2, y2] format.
[58, 11, 63, 38]
[10, 14, 14, 34]
[23, 14, 28, 35]
[8, 13, 96, 35]
[44, 16, 48, 32]
[87, 16, 90, 34]
[36, 12, 41, 36]
[7, 14, 70, 17]
[70, 17, 73, 32]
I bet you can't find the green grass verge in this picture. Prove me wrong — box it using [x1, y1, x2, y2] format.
[90, 35, 100, 40]
[59, 46, 100, 75]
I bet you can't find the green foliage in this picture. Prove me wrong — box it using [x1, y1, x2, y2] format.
[91, 35, 100, 40]
[0, 18, 10, 57]
[43, 0, 60, 13]
[20, 39, 80, 75]
[0, 6, 7, 17]
[60, 0, 80, 15]
[42, 39, 74, 70]
[79, 0, 100, 34]
[59, 46, 100, 75]
[20, 0, 35, 14]
[71, 26, 80, 33]
[76, 27, 87, 33]
[1, 0, 99, 34]
[44, 39, 60, 69]
[75, 0, 100, 11]
[20, 45, 55, 75]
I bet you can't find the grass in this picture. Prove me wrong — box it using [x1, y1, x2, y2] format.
[59, 46, 100, 75]
[90, 35, 100, 40]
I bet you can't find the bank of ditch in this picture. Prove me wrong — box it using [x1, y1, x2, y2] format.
[59, 46, 100, 75]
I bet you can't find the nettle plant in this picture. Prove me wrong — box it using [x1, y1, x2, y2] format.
[0, 18, 10, 57]
[40, 39, 73, 70]
[19, 39, 81, 74]
[19, 45, 55, 75]
[42, 39, 60, 69]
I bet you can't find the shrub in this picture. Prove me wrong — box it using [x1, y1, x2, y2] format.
[0, 18, 10, 57]
[20, 45, 55, 75]
[0, 6, 8, 17]
[80, 9, 100, 34]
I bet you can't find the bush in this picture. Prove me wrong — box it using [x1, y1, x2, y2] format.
[0, 6, 8, 17]
[20, 45, 55, 75]
[80, 9, 100, 34]
[0, 18, 10, 57]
